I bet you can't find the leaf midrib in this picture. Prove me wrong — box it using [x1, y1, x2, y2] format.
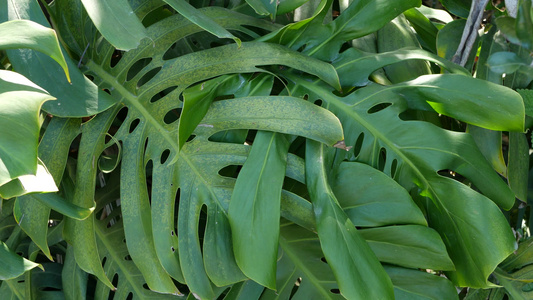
[86, 60, 181, 159]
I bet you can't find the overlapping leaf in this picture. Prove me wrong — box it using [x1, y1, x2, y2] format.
[286, 70, 520, 287]
[49, 1, 344, 298]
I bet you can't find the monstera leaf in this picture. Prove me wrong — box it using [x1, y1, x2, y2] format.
[285, 69, 520, 287]
[1, 0, 529, 299]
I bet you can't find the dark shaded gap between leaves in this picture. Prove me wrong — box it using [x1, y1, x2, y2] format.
[109, 49, 124, 68]
[241, 25, 273, 38]
[289, 277, 302, 298]
[283, 177, 308, 199]
[216, 287, 232, 300]
[142, 5, 176, 27]
[107, 274, 119, 300]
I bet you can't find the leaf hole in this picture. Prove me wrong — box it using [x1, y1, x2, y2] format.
[186, 134, 196, 142]
[124, 255, 132, 261]
[150, 86, 179, 103]
[137, 67, 162, 88]
[126, 292, 133, 300]
[171, 230, 175, 236]
[171, 246, 175, 252]
[129, 119, 140, 133]
[126, 58, 152, 81]
[160, 149, 171, 164]
[367, 102, 392, 114]
[145, 160, 153, 207]
[143, 283, 150, 290]
[330, 288, 341, 294]
[101, 257, 108, 268]
[163, 108, 182, 125]
[314, 99, 323, 106]
[198, 205, 208, 251]
[115, 106, 129, 123]
[320, 257, 327, 263]
[390, 159, 398, 178]
[378, 148, 387, 171]
[85, 75, 94, 81]
[353, 132, 364, 157]
[102, 89, 111, 95]
[109, 49, 124, 68]
[218, 165, 242, 179]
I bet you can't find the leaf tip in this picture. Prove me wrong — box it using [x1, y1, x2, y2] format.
[234, 37, 242, 48]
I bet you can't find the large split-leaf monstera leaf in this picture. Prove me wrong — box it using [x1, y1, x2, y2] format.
[286, 71, 520, 287]
[1, 0, 528, 299]
[26, 0, 345, 298]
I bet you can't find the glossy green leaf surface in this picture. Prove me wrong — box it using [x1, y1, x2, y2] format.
[80, 0, 148, 50]
[399, 74, 524, 132]
[508, 132, 529, 202]
[0, 70, 54, 188]
[263, 0, 421, 60]
[0, 241, 41, 280]
[334, 47, 469, 87]
[2, 0, 529, 298]
[306, 140, 394, 299]
[264, 222, 345, 300]
[332, 161, 427, 227]
[360, 225, 454, 270]
[385, 265, 459, 300]
[177, 41, 342, 149]
[1, 0, 117, 117]
[246, 0, 277, 17]
[0, 20, 69, 82]
[229, 132, 290, 289]
[0, 160, 57, 199]
[163, 0, 241, 45]
[288, 75, 517, 287]
[62, 246, 88, 300]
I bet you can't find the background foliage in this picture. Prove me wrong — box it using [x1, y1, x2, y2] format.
[1, 0, 533, 299]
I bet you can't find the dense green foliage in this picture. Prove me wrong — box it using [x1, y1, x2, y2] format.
[1, 0, 533, 299]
